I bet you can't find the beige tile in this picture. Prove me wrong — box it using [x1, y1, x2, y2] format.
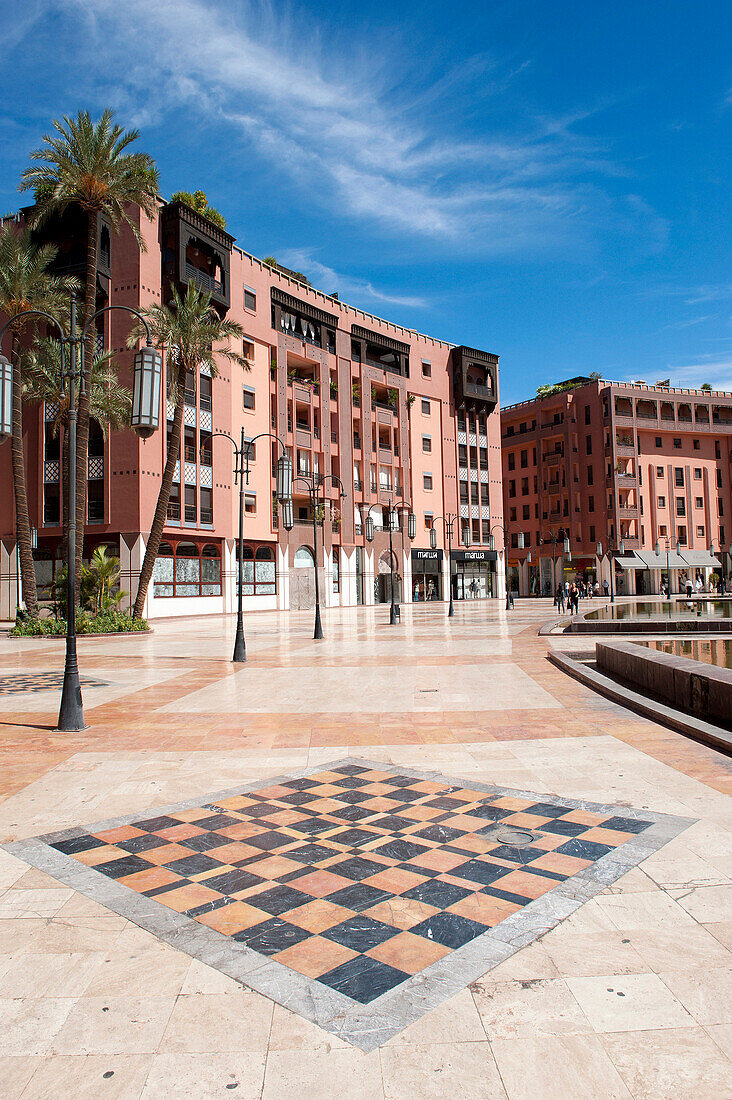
[706, 1022, 732, 1059]
[704, 921, 732, 950]
[566, 973, 693, 1032]
[602, 1027, 732, 1099]
[263, 1049, 384, 1099]
[540, 930, 649, 978]
[476, 941, 559, 983]
[268, 1004, 353, 1052]
[0, 951, 105, 998]
[22, 1054, 153, 1099]
[658, 967, 732, 1025]
[626, 924, 731, 972]
[385, 988, 487, 1046]
[670, 884, 732, 923]
[0, 997, 78, 1055]
[490, 1034, 632, 1100]
[82, 945, 191, 997]
[379, 1041, 507, 1099]
[471, 977, 592, 1040]
[0, 1055, 41, 1098]
[0, 887, 74, 918]
[161, 992, 273, 1052]
[594, 891, 697, 931]
[51, 995, 176, 1055]
[179, 958, 243, 995]
[140, 1052, 266, 1098]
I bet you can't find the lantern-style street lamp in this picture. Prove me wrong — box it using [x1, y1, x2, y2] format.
[364, 495, 416, 624]
[0, 354, 12, 439]
[131, 345, 163, 437]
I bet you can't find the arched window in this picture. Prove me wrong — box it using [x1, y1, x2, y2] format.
[153, 542, 175, 597]
[175, 542, 200, 597]
[294, 546, 314, 568]
[201, 544, 222, 595]
[236, 544, 276, 595]
[153, 541, 222, 598]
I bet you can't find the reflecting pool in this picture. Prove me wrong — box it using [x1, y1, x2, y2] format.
[586, 599, 732, 621]
[642, 638, 732, 670]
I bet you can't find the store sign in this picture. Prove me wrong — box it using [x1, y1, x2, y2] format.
[452, 550, 498, 563]
[412, 548, 443, 562]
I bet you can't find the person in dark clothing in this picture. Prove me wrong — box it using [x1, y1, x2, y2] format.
[555, 584, 566, 612]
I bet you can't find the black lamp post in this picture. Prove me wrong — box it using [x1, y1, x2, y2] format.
[292, 472, 345, 639]
[489, 523, 525, 609]
[596, 538, 626, 603]
[430, 513, 469, 618]
[0, 300, 160, 732]
[710, 539, 730, 594]
[655, 536, 681, 599]
[364, 496, 416, 624]
[540, 529, 571, 596]
[211, 430, 293, 661]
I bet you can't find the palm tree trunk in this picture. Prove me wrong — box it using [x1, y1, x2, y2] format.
[74, 209, 99, 604]
[9, 332, 38, 617]
[133, 358, 186, 619]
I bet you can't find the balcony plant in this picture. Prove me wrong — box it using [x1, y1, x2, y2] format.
[170, 190, 226, 229]
[352, 382, 360, 405]
[388, 386, 399, 409]
[406, 393, 416, 408]
[330, 378, 338, 396]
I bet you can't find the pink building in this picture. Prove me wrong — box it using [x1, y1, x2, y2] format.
[0, 198, 505, 619]
[501, 379, 732, 596]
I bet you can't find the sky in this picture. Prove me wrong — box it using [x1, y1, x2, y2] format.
[0, 0, 730, 404]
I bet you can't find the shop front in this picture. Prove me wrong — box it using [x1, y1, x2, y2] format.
[563, 556, 597, 589]
[411, 548, 443, 601]
[451, 549, 497, 599]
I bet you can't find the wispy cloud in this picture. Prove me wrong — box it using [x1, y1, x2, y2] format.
[275, 250, 428, 310]
[632, 355, 732, 392]
[13, 0, 663, 253]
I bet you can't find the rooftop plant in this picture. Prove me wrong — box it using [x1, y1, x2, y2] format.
[170, 189, 226, 229]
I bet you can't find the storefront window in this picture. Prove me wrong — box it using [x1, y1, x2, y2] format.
[236, 544, 277, 595]
[153, 541, 222, 597]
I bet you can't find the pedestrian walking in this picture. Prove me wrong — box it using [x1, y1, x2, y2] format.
[555, 584, 566, 613]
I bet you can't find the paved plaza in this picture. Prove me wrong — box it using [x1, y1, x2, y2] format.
[0, 598, 730, 1097]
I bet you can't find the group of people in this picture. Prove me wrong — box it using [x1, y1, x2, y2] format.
[554, 580, 583, 614]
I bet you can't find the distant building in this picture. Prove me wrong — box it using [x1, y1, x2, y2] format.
[501, 379, 732, 595]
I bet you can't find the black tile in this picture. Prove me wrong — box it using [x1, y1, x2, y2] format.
[469, 805, 513, 822]
[388, 775, 421, 787]
[486, 844, 545, 865]
[317, 954, 408, 1004]
[278, 792, 320, 806]
[247, 885, 312, 916]
[94, 855, 153, 879]
[335, 765, 372, 775]
[329, 856, 388, 881]
[540, 820, 587, 837]
[241, 804, 279, 818]
[331, 805, 375, 823]
[425, 796, 464, 810]
[323, 915, 398, 952]
[383, 789, 424, 803]
[281, 778, 321, 790]
[325, 883, 391, 912]
[144, 880, 186, 898]
[133, 815, 183, 832]
[287, 817, 337, 835]
[412, 824, 466, 844]
[410, 911, 487, 949]
[328, 828, 381, 848]
[366, 815, 418, 832]
[451, 860, 513, 887]
[371, 838, 431, 862]
[189, 814, 244, 830]
[481, 884, 533, 905]
[524, 802, 572, 818]
[601, 816, 652, 834]
[332, 776, 370, 789]
[180, 832, 234, 852]
[556, 838, 613, 860]
[398, 863, 441, 878]
[233, 918, 310, 955]
[202, 869, 264, 894]
[246, 831, 292, 851]
[51, 834, 106, 855]
[523, 865, 567, 882]
[186, 895, 233, 918]
[336, 791, 372, 805]
[165, 853, 224, 877]
[284, 843, 339, 864]
[402, 879, 472, 907]
[117, 834, 169, 854]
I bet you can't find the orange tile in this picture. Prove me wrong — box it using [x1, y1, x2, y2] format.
[209, 842, 263, 864]
[580, 827, 633, 845]
[362, 897, 439, 930]
[95, 825, 144, 844]
[218, 822, 269, 841]
[196, 900, 266, 934]
[156, 823, 205, 842]
[406, 848, 467, 873]
[495, 870, 557, 899]
[116, 866, 181, 892]
[368, 930, 449, 973]
[366, 867, 427, 894]
[285, 899, 355, 933]
[141, 842, 200, 866]
[243, 855, 304, 880]
[560, 810, 606, 827]
[398, 805, 444, 821]
[73, 844, 125, 866]
[531, 852, 592, 876]
[448, 892, 520, 926]
[274, 935, 357, 977]
[157, 883, 222, 912]
[290, 870, 353, 898]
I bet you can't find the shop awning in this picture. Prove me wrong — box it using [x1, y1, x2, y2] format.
[679, 550, 721, 568]
[614, 554, 643, 570]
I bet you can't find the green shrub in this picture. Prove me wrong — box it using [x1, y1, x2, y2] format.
[10, 609, 149, 637]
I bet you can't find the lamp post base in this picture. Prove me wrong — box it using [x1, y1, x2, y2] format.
[56, 646, 87, 732]
[232, 620, 247, 663]
[314, 604, 324, 640]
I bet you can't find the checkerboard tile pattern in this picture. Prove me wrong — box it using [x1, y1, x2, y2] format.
[50, 764, 654, 1005]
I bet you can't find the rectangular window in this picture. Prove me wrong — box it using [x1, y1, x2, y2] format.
[521, 478, 529, 496]
[421, 360, 431, 378]
[245, 493, 256, 514]
[243, 337, 255, 362]
[424, 512, 433, 529]
[697, 525, 705, 538]
[695, 497, 703, 508]
[587, 467, 593, 486]
[658, 496, 665, 507]
[508, 453, 515, 470]
[585, 435, 592, 455]
[675, 468, 684, 486]
[659, 524, 667, 536]
[590, 524, 595, 542]
[423, 474, 433, 490]
[584, 406, 591, 424]
[200, 487, 213, 524]
[694, 468, 702, 479]
[693, 439, 700, 450]
[717, 470, 723, 487]
[421, 399, 430, 415]
[676, 497, 686, 516]
[656, 466, 664, 477]
[589, 496, 594, 512]
[655, 437, 662, 448]
[522, 505, 530, 520]
[677, 525, 687, 545]
[422, 435, 432, 453]
[243, 287, 256, 312]
[520, 450, 528, 468]
[673, 438, 681, 449]
[243, 386, 255, 410]
[719, 499, 724, 517]
[508, 480, 516, 498]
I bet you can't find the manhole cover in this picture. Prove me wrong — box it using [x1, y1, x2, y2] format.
[484, 824, 537, 846]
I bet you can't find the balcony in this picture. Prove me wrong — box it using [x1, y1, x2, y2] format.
[167, 502, 181, 521]
[161, 199, 235, 314]
[451, 345, 498, 410]
[543, 452, 563, 467]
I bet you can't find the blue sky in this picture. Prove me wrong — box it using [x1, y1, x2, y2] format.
[1, 0, 730, 403]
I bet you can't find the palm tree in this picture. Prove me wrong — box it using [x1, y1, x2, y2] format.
[20, 108, 159, 600]
[0, 225, 77, 617]
[127, 281, 247, 619]
[22, 337, 131, 546]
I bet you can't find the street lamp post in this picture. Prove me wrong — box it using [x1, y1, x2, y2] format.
[292, 472, 345, 639]
[488, 523, 525, 609]
[709, 539, 730, 594]
[211, 430, 293, 661]
[596, 538, 626, 603]
[655, 536, 681, 599]
[539, 529, 570, 597]
[0, 299, 160, 732]
[364, 496, 416, 624]
[429, 513, 468, 618]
